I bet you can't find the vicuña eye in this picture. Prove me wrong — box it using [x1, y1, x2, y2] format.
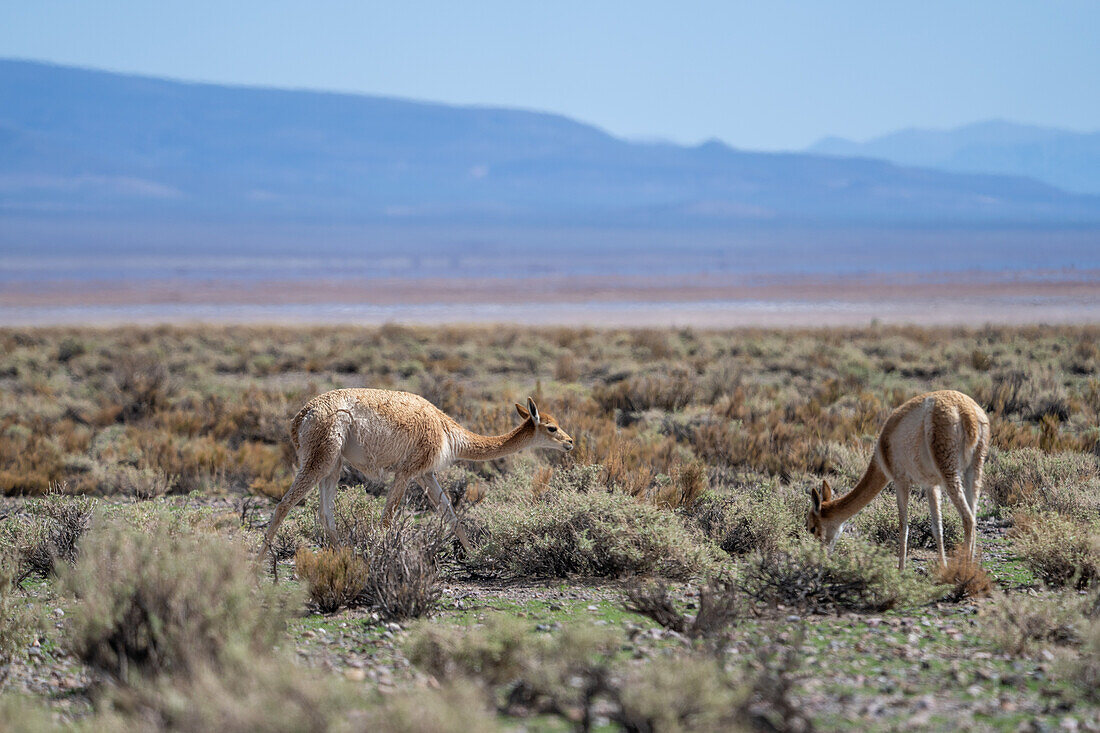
[547, 426, 558, 433]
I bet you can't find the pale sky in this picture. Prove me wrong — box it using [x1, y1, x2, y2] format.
[3, 1, 1098, 150]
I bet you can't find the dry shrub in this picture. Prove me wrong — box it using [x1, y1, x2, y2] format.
[109, 465, 172, 499]
[553, 352, 580, 382]
[60, 519, 296, 682]
[593, 370, 696, 414]
[111, 353, 173, 422]
[358, 516, 444, 621]
[1013, 512, 1100, 589]
[648, 460, 709, 510]
[741, 539, 931, 614]
[934, 548, 994, 601]
[295, 547, 369, 614]
[981, 592, 1085, 656]
[19, 492, 95, 579]
[623, 578, 744, 638]
[463, 485, 717, 580]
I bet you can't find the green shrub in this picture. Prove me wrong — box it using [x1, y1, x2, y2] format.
[687, 485, 801, 556]
[985, 449, 1100, 519]
[60, 519, 297, 681]
[740, 538, 934, 614]
[1013, 512, 1100, 589]
[851, 493, 963, 551]
[101, 657, 358, 733]
[615, 656, 750, 732]
[463, 486, 717, 579]
[0, 547, 41, 686]
[354, 681, 501, 733]
[981, 592, 1085, 656]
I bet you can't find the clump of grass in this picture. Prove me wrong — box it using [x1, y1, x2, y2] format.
[934, 548, 994, 601]
[1013, 512, 1100, 589]
[622, 577, 745, 638]
[60, 518, 296, 681]
[295, 547, 369, 614]
[463, 483, 717, 579]
[741, 539, 932, 614]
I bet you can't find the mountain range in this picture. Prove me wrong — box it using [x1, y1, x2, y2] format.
[810, 120, 1100, 196]
[3, 58, 1099, 257]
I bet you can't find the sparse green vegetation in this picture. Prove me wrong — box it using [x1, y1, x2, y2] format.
[2, 324, 1100, 729]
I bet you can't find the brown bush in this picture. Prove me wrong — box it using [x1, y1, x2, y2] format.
[934, 549, 994, 601]
[295, 547, 369, 614]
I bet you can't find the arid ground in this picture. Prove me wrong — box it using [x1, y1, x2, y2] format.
[2, 324, 1099, 731]
[2, 269, 1099, 327]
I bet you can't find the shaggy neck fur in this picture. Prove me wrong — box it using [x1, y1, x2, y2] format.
[453, 420, 536, 461]
[822, 459, 890, 523]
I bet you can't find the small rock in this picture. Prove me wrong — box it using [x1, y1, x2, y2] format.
[587, 605, 599, 611]
[344, 668, 366, 682]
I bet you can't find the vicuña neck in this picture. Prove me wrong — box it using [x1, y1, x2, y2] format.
[822, 458, 890, 522]
[454, 421, 535, 461]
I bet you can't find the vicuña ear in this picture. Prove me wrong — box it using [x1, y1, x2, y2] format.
[526, 398, 540, 424]
[810, 487, 822, 515]
[821, 479, 832, 502]
[515, 403, 530, 419]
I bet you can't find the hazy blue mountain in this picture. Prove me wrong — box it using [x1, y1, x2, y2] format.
[811, 120, 1100, 195]
[2, 59, 1099, 257]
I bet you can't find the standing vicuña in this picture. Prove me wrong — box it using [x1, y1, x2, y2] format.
[258, 389, 573, 558]
[806, 389, 989, 570]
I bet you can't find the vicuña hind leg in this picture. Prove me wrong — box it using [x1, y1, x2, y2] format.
[382, 473, 411, 528]
[317, 467, 342, 547]
[260, 459, 337, 558]
[943, 473, 977, 562]
[927, 485, 947, 568]
[896, 482, 911, 571]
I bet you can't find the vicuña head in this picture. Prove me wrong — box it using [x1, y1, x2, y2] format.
[806, 479, 843, 548]
[515, 399, 574, 453]
[805, 389, 989, 571]
[258, 389, 573, 560]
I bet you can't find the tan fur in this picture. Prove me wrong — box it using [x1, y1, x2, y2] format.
[807, 390, 990, 570]
[259, 389, 573, 558]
